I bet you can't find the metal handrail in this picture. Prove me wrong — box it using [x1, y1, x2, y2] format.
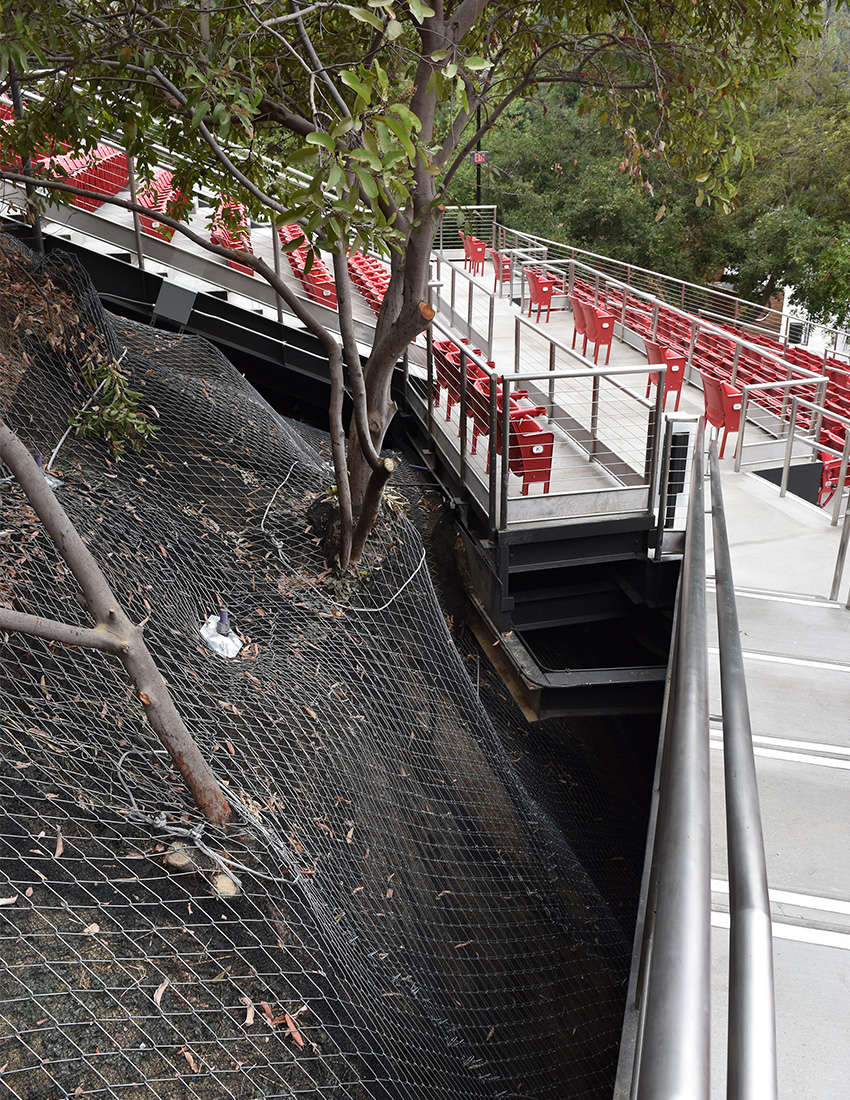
[634, 420, 711, 1100]
[709, 441, 778, 1100]
[623, 431, 777, 1099]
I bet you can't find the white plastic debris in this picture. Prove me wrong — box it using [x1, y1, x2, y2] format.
[200, 608, 243, 658]
[32, 452, 63, 490]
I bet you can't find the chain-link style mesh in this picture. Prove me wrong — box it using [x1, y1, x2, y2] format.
[0, 234, 640, 1100]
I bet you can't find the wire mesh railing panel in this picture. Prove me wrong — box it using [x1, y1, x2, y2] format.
[0, 233, 634, 1100]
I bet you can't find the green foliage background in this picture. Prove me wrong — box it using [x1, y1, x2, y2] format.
[451, 3, 850, 327]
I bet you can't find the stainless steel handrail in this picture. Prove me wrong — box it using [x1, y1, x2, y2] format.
[635, 420, 711, 1100]
[709, 441, 778, 1100]
[624, 428, 778, 1099]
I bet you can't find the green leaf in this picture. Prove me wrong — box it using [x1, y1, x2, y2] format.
[191, 100, 210, 129]
[331, 117, 355, 140]
[383, 115, 416, 161]
[349, 6, 384, 30]
[407, 0, 435, 23]
[288, 145, 320, 165]
[351, 163, 379, 199]
[340, 70, 373, 103]
[386, 19, 403, 40]
[306, 131, 336, 152]
[390, 103, 421, 131]
[464, 56, 490, 71]
[430, 49, 451, 62]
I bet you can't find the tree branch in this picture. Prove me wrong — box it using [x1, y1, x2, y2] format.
[0, 607, 124, 654]
[0, 416, 232, 826]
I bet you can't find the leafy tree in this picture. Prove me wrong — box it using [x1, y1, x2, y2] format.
[0, 0, 821, 565]
[452, 90, 732, 285]
[724, 2, 850, 323]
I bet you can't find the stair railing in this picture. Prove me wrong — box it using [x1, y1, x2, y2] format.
[617, 428, 777, 1100]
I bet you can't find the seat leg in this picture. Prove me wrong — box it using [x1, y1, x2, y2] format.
[674, 389, 682, 412]
[604, 343, 612, 365]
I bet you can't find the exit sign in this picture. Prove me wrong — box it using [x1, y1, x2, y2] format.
[470, 150, 489, 165]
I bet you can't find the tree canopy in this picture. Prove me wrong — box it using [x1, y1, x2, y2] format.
[0, 0, 823, 564]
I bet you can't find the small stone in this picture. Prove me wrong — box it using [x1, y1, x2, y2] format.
[212, 872, 240, 897]
[163, 843, 197, 872]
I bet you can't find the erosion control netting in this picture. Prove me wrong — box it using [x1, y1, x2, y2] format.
[0, 234, 634, 1100]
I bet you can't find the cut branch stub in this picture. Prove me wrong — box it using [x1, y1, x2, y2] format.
[0, 417, 232, 826]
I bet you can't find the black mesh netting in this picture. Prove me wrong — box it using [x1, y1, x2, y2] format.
[0, 234, 645, 1100]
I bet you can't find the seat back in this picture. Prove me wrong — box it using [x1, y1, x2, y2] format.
[509, 416, 554, 493]
[700, 372, 727, 429]
[569, 295, 589, 335]
[643, 337, 666, 366]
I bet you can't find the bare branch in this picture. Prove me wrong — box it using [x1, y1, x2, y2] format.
[0, 416, 232, 826]
[0, 607, 124, 654]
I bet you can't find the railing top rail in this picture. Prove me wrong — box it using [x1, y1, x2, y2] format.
[431, 313, 654, 389]
[496, 218, 850, 355]
[786, 394, 850, 428]
[635, 419, 710, 1100]
[708, 440, 778, 1100]
[521, 254, 828, 383]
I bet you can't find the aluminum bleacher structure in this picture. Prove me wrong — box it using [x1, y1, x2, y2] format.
[1, 130, 849, 1100]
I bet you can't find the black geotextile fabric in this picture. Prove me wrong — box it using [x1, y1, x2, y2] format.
[0, 235, 637, 1100]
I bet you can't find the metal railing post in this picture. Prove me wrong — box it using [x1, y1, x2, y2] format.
[830, 504, 850, 603]
[487, 373, 499, 535]
[709, 442, 778, 1100]
[779, 397, 799, 498]
[830, 432, 850, 527]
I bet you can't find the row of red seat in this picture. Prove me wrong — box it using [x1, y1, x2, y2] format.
[432, 338, 554, 494]
[137, 168, 183, 241]
[347, 251, 389, 316]
[278, 224, 337, 308]
[210, 197, 254, 275]
[579, 275, 850, 502]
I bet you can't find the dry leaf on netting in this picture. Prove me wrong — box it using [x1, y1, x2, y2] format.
[239, 996, 255, 1025]
[153, 978, 170, 1007]
[283, 1011, 305, 1048]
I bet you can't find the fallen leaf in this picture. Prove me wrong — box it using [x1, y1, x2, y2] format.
[259, 1001, 276, 1027]
[283, 1012, 305, 1048]
[153, 978, 170, 1007]
[0, 896, 18, 907]
[82, 923, 100, 935]
[138, 692, 151, 706]
[54, 830, 64, 859]
[182, 1049, 200, 1073]
[303, 704, 317, 720]
[239, 996, 255, 1026]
